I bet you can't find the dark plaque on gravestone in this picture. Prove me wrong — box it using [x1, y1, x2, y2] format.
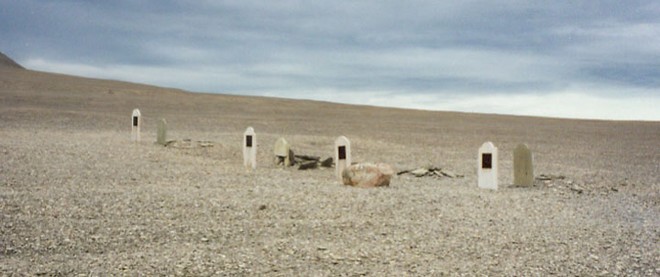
[133, 116, 138, 126]
[338, 146, 346, 160]
[246, 135, 253, 147]
[482, 153, 492, 169]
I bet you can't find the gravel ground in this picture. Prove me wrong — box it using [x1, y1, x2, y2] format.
[1, 68, 659, 275]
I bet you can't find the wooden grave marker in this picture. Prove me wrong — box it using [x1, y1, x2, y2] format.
[478, 141, 498, 190]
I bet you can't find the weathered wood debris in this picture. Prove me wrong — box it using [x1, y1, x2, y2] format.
[292, 154, 334, 170]
[164, 139, 214, 148]
[397, 166, 463, 178]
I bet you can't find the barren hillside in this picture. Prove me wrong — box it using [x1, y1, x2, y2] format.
[1, 63, 658, 275]
[0, 52, 24, 69]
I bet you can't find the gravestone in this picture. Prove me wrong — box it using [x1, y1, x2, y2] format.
[131, 109, 141, 142]
[157, 118, 167, 146]
[243, 127, 257, 169]
[334, 136, 351, 181]
[513, 143, 534, 187]
[273, 137, 291, 166]
[478, 141, 498, 190]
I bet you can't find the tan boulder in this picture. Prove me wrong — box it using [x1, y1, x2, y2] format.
[342, 163, 395, 188]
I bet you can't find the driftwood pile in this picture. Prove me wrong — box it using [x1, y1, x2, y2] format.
[164, 139, 214, 148]
[397, 166, 463, 178]
[275, 148, 333, 170]
[291, 155, 334, 170]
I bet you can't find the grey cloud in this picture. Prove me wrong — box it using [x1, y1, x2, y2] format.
[2, 0, 659, 119]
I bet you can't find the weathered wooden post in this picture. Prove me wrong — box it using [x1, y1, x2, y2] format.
[243, 127, 257, 170]
[131, 109, 141, 142]
[334, 136, 351, 181]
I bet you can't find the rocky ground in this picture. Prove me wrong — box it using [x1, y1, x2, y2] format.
[1, 67, 659, 275]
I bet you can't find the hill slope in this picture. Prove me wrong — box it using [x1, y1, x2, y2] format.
[0, 63, 658, 275]
[0, 51, 25, 69]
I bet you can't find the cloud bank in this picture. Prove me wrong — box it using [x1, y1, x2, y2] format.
[2, 0, 659, 120]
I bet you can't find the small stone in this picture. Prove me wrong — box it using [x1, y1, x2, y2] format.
[536, 174, 552, 181]
[570, 185, 583, 194]
[411, 168, 429, 177]
[198, 141, 213, 147]
[258, 204, 267, 210]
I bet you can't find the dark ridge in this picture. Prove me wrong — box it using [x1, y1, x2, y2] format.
[0, 51, 25, 69]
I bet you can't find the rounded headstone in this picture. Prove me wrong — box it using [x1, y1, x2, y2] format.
[513, 143, 534, 187]
[157, 118, 167, 146]
[273, 137, 292, 166]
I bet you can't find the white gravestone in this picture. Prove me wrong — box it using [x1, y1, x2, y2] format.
[157, 118, 167, 146]
[478, 141, 498, 190]
[243, 127, 257, 170]
[131, 109, 141, 142]
[334, 136, 351, 181]
[513, 143, 534, 187]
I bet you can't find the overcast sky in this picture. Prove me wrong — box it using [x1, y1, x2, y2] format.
[1, 1, 659, 120]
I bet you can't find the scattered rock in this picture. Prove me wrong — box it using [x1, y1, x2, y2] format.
[570, 185, 583, 194]
[165, 139, 214, 148]
[536, 174, 553, 181]
[411, 168, 429, 177]
[198, 141, 214, 147]
[536, 174, 566, 181]
[342, 163, 395, 188]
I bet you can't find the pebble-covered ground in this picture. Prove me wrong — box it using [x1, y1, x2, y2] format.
[1, 68, 659, 275]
